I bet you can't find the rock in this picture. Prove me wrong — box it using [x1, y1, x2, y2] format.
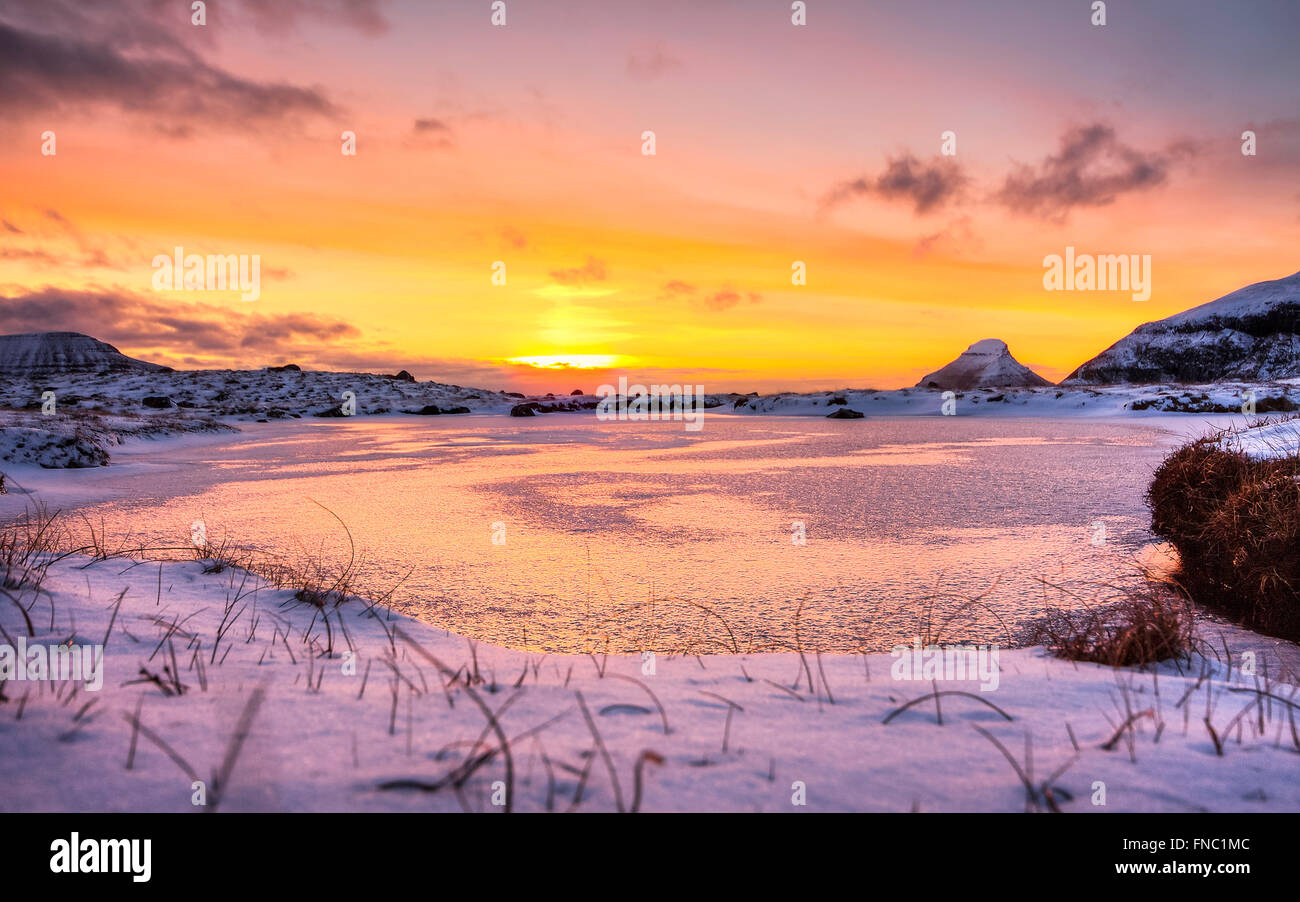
[268, 363, 302, 372]
[141, 396, 173, 409]
[825, 408, 865, 419]
[509, 402, 540, 417]
[916, 339, 1051, 390]
[314, 406, 349, 417]
[387, 370, 416, 382]
[405, 405, 471, 415]
[504, 391, 525, 399]
[571, 389, 585, 395]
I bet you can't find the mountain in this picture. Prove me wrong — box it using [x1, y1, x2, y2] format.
[915, 339, 1051, 390]
[1065, 270, 1300, 384]
[0, 332, 166, 375]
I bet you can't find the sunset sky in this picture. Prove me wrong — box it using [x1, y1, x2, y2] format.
[0, 0, 1297, 392]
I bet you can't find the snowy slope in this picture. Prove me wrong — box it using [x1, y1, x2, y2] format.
[1066, 270, 1300, 384]
[914, 339, 1051, 390]
[0, 332, 166, 375]
[1215, 416, 1300, 461]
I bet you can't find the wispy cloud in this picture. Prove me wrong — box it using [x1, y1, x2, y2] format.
[627, 43, 682, 80]
[548, 256, 608, 286]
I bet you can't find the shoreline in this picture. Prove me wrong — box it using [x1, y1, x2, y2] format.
[1, 552, 1297, 813]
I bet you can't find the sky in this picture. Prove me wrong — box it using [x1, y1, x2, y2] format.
[0, 0, 1297, 392]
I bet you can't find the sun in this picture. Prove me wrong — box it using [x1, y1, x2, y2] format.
[508, 355, 618, 370]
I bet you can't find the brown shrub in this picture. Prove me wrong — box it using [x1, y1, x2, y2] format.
[1146, 424, 1300, 640]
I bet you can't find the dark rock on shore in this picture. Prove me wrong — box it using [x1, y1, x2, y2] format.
[405, 404, 471, 415]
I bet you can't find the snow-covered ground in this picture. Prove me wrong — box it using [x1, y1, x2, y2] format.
[0, 553, 1296, 813]
[1214, 417, 1300, 461]
[730, 381, 1300, 418]
[4, 362, 1300, 468]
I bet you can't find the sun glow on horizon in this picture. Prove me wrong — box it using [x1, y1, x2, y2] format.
[507, 354, 620, 370]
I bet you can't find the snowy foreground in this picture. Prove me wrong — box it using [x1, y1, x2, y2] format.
[1, 556, 1297, 813]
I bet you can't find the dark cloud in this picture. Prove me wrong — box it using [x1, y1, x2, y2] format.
[0, 287, 359, 362]
[2, 220, 24, 234]
[995, 124, 1194, 220]
[824, 154, 967, 215]
[410, 117, 454, 150]
[548, 256, 607, 285]
[660, 280, 695, 297]
[0, 18, 336, 126]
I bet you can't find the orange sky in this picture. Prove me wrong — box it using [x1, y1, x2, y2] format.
[0, 0, 1297, 392]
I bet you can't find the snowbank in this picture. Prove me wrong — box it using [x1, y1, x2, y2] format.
[0, 555, 1295, 813]
[1215, 418, 1300, 461]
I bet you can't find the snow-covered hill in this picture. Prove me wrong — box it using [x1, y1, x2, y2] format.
[914, 339, 1051, 390]
[0, 332, 167, 375]
[1066, 270, 1300, 384]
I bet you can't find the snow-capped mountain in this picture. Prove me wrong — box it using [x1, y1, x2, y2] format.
[914, 339, 1051, 390]
[1065, 270, 1300, 384]
[0, 332, 166, 375]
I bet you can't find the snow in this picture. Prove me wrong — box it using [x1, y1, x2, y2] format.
[0, 332, 164, 375]
[4, 367, 1299, 469]
[1215, 418, 1300, 461]
[914, 338, 1051, 390]
[1164, 270, 1300, 328]
[0, 553, 1295, 812]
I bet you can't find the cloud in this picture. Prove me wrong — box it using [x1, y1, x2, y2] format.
[409, 116, 454, 150]
[913, 215, 980, 259]
[702, 289, 761, 312]
[548, 256, 607, 286]
[0, 286, 360, 364]
[658, 280, 760, 312]
[499, 227, 528, 250]
[995, 123, 1194, 220]
[0, 18, 336, 126]
[627, 43, 682, 80]
[824, 154, 967, 215]
[0, 247, 59, 265]
[235, 0, 390, 37]
[1, 220, 22, 234]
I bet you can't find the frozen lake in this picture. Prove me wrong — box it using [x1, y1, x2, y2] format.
[27, 414, 1194, 653]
